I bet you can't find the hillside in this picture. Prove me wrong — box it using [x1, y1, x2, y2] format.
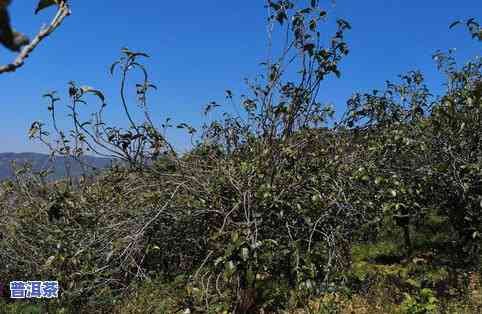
[0, 152, 113, 181]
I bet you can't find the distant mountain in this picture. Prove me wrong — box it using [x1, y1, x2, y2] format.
[0, 152, 114, 181]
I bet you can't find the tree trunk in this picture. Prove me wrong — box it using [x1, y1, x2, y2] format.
[402, 224, 412, 256]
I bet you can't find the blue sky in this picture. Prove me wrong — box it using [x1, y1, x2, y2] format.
[0, 0, 480, 153]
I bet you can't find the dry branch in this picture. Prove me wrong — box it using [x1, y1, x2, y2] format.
[0, 2, 70, 74]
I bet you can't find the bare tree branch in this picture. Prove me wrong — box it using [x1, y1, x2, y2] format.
[0, 2, 70, 74]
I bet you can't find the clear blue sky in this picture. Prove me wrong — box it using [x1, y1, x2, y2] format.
[0, 0, 480, 153]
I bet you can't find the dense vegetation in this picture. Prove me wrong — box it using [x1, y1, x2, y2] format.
[0, 1, 481, 313]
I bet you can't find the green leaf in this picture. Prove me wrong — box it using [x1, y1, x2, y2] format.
[449, 21, 461, 29]
[309, 19, 317, 31]
[35, 0, 61, 14]
[406, 278, 421, 288]
[80, 86, 105, 103]
[241, 247, 249, 261]
[43, 255, 56, 268]
[275, 11, 288, 25]
[121, 47, 150, 58]
[110, 61, 121, 76]
[28, 122, 40, 139]
[269, 3, 281, 10]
